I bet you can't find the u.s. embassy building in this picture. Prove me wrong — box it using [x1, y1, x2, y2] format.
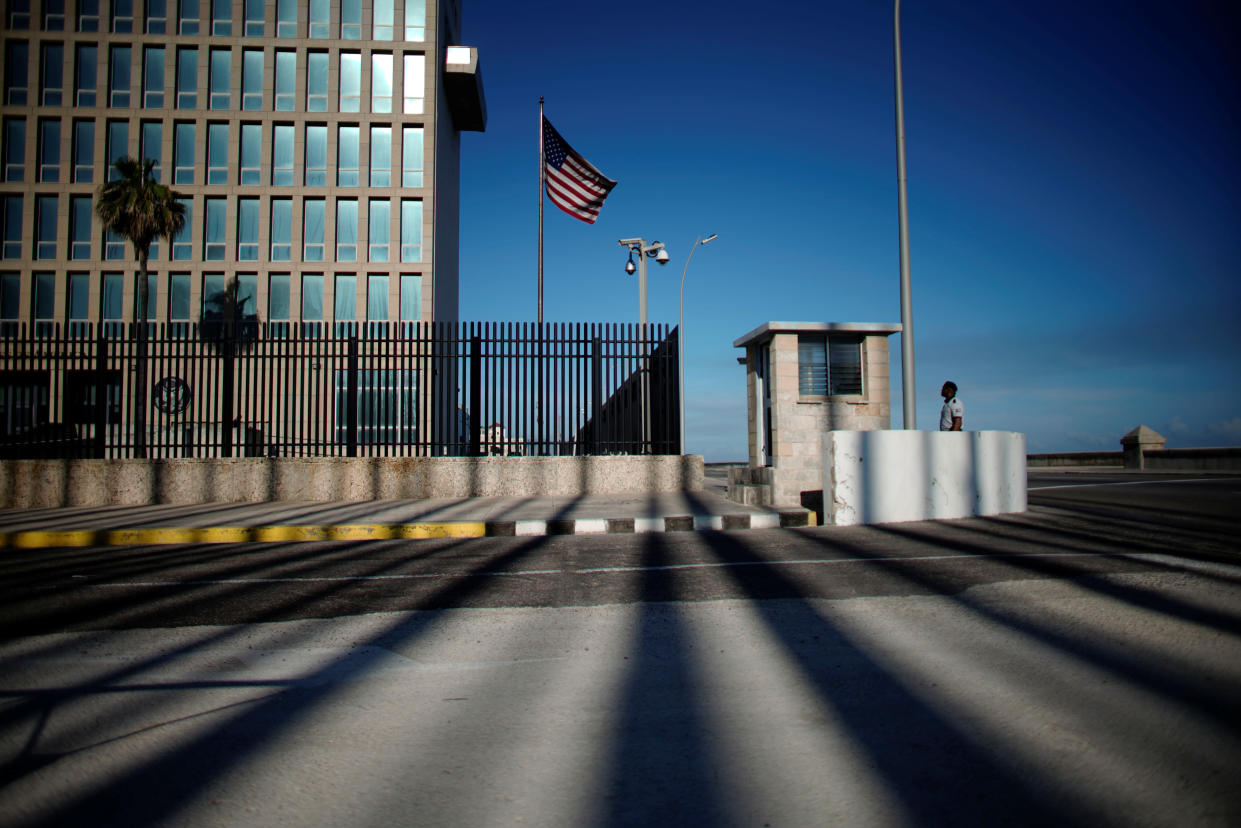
[0, 0, 485, 335]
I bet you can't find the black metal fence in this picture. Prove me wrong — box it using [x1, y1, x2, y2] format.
[0, 321, 680, 459]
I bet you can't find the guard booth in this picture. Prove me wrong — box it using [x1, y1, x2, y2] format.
[728, 321, 901, 508]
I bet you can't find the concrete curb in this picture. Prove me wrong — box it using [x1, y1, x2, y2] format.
[0, 510, 814, 549]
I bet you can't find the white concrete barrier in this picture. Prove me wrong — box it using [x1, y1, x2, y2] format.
[823, 430, 1027, 526]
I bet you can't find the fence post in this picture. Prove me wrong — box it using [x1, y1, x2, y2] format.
[346, 334, 359, 457]
[469, 334, 481, 456]
[591, 336, 602, 455]
[221, 329, 235, 457]
[93, 328, 108, 458]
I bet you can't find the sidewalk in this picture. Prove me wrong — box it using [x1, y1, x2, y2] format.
[0, 479, 813, 549]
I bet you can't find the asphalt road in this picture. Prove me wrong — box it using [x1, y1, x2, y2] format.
[1, 473, 1239, 826]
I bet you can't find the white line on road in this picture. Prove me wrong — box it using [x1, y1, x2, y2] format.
[83, 550, 1241, 588]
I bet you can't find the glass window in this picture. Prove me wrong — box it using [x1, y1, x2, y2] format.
[68, 272, 90, 334]
[5, 41, 29, 106]
[307, 0, 328, 38]
[176, 46, 196, 108]
[270, 198, 291, 261]
[169, 271, 190, 321]
[173, 121, 194, 184]
[145, 0, 166, 33]
[276, 0, 295, 37]
[78, 0, 100, 30]
[337, 124, 358, 186]
[371, 53, 392, 114]
[272, 123, 294, 185]
[367, 273, 388, 334]
[34, 272, 55, 336]
[37, 118, 59, 183]
[72, 119, 93, 183]
[370, 125, 391, 187]
[301, 273, 323, 334]
[8, 0, 30, 28]
[239, 122, 260, 185]
[243, 0, 263, 35]
[178, 0, 199, 35]
[104, 225, 124, 259]
[0, 271, 19, 333]
[340, 0, 360, 39]
[2, 117, 24, 182]
[268, 273, 289, 335]
[404, 0, 424, 41]
[208, 47, 229, 109]
[274, 50, 295, 111]
[339, 52, 360, 112]
[400, 199, 421, 262]
[303, 198, 324, 261]
[373, 0, 393, 40]
[171, 197, 191, 259]
[334, 274, 356, 335]
[45, 0, 66, 29]
[241, 49, 262, 110]
[369, 200, 389, 262]
[70, 194, 91, 259]
[1, 196, 22, 258]
[210, 0, 229, 35]
[336, 199, 358, 262]
[798, 335, 864, 396]
[305, 123, 326, 186]
[203, 197, 225, 260]
[206, 122, 227, 184]
[403, 54, 424, 114]
[201, 271, 225, 320]
[105, 120, 127, 181]
[306, 51, 327, 112]
[140, 120, 161, 181]
[402, 126, 423, 188]
[75, 43, 96, 106]
[143, 46, 164, 108]
[108, 45, 130, 107]
[40, 43, 63, 106]
[101, 271, 123, 330]
[400, 273, 421, 323]
[112, 0, 133, 32]
[237, 197, 258, 260]
[35, 195, 57, 260]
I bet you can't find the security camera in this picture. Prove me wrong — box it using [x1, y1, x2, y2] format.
[655, 248, 670, 265]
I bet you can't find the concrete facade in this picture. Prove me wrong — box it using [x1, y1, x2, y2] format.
[729, 321, 901, 507]
[0, 454, 704, 508]
[823, 429, 1027, 526]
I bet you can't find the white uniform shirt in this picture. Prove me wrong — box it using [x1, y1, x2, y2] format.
[940, 396, 963, 431]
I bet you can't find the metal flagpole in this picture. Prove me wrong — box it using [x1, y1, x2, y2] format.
[894, 0, 916, 428]
[538, 97, 545, 325]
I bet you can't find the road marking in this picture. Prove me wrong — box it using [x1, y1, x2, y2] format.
[1029, 478, 1226, 491]
[80, 550, 1241, 588]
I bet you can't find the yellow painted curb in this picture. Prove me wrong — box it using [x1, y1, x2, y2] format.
[0, 522, 488, 548]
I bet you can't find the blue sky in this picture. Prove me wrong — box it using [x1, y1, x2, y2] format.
[457, 0, 1240, 460]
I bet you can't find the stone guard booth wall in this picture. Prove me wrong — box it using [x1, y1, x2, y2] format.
[729, 321, 901, 508]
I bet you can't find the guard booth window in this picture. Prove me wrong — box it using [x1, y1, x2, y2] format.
[798, 334, 863, 396]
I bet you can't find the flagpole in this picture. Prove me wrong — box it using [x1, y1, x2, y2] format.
[538, 97, 545, 325]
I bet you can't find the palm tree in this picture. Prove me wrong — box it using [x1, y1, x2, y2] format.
[95, 157, 186, 457]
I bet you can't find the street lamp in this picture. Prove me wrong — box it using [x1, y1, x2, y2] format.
[894, 0, 916, 427]
[618, 238, 670, 327]
[678, 234, 717, 455]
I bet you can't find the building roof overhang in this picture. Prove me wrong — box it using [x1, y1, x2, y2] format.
[445, 46, 487, 132]
[732, 321, 903, 349]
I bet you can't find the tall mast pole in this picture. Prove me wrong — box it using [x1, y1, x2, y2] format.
[894, 0, 916, 428]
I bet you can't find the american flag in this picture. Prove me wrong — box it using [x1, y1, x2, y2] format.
[543, 117, 617, 224]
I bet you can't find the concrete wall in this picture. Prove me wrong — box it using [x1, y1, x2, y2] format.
[0, 455, 704, 509]
[823, 430, 1027, 526]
